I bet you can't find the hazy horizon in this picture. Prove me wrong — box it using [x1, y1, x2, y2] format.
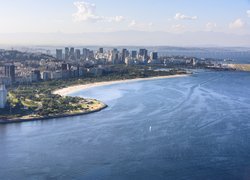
[0, 0, 250, 46]
[0, 31, 250, 47]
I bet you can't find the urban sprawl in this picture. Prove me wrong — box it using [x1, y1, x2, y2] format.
[0, 47, 230, 109]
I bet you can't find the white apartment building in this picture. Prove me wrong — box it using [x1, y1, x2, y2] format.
[0, 84, 7, 108]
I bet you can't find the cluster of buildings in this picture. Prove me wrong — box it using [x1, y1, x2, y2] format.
[0, 47, 199, 109]
[0, 62, 90, 86]
[0, 47, 200, 86]
[56, 47, 160, 65]
[1, 47, 160, 87]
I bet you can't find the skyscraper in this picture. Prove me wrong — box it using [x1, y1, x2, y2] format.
[32, 70, 41, 81]
[75, 49, 81, 60]
[56, 49, 63, 60]
[139, 49, 148, 58]
[111, 49, 119, 64]
[65, 47, 69, 60]
[99, 48, 104, 54]
[5, 64, 15, 83]
[70, 47, 75, 57]
[82, 48, 89, 60]
[121, 48, 128, 64]
[138, 49, 148, 63]
[150, 52, 158, 60]
[0, 84, 7, 108]
[131, 50, 137, 58]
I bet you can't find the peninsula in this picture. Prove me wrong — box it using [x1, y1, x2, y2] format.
[0, 65, 188, 124]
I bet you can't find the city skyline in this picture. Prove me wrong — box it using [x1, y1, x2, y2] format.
[0, 0, 250, 46]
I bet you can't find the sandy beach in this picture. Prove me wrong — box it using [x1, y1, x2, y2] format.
[53, 74, 189, 96]
[228, 64, 250, 72]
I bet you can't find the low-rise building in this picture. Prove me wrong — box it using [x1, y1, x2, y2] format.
[41, 71, 51, 81]
[0, 77, 12, 86]
[51, 71, 62, 80]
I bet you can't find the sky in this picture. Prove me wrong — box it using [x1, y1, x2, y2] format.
[0, 0, 250, 46]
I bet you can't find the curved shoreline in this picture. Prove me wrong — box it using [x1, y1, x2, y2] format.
[1, 74, 188, 124]
[53, 74, 189, 96]
[0, 104, 108, 124]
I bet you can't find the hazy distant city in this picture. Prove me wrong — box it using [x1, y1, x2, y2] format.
[1, 45, 250, 111]
[1, 46, 244, 87]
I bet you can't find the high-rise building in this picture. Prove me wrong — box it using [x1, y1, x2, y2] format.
[111, 49, 119, 64]
[0, 84, 7, 108]
[62, 63, 71, 71]
[65, 47, 69, 60]
[56, 49, 63, 60]
[5, 64, 15, 83]
[88, 50, 95, 59]
[150, 52, 158, 60]
[121, 48, 128, 64]
[99, 48, 104, 54]
[139, 49, 148, 58]
[70, 47, 75, 57]
[75, 49, 81, 60]
[131, 50, 137, 58]
[82, 48, 90, 60]
[62, 63, 72, 79]
[32, 70, 41, 81]
[138, 49, 148, 63]
[191, 58, 196, 66]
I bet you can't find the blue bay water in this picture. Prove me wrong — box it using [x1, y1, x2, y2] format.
[0, 71, 250, 179]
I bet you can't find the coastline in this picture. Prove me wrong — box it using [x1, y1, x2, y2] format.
[1, 74, 188, 124]
[228, 64, 250, 72]
[53, 74, 189, 96]
[0, 103, 107, 124]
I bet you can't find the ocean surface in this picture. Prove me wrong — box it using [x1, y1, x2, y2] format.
[1, 71, 250, 180]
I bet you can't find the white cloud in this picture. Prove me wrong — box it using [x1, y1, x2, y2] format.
[72, 1, 125, 23]
[229, 18, 246, 29]
[247, 10, 250, 17]
[206, 22, 217, 31]
[72, 1, 99, 22]
[174, 13, 198, 20]
[172, 24, 185, 31]
[129, 20, 136, 27]
[114, 16, 125, 22]
[106, 16, 125, 23]
[128, 20, 153, 29]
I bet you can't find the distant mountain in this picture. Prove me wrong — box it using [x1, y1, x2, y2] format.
[0, 31, 249, 47]
[0, 50, 55, 61]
